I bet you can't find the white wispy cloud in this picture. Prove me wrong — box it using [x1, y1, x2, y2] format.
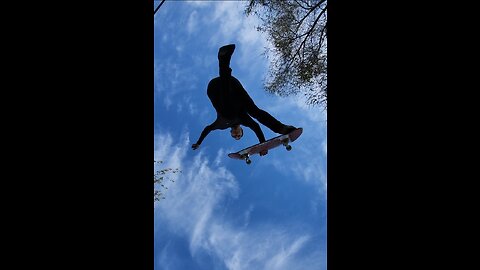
[154, 131, 188, 172]
[205, 225, 318, 270]
[154, 2, 326, 268]
[157, 241, 177, 270]
[185, 1, 211, 8]
[242, 204, 254, 228]
[163, 94, 173, 111]
[154, 55, 201, 113]
[197, 1, 269, 82]
[254, 96, 327, 197]
[155, 131, 324, 270]
[176, 102, 183, 113]
[265, 235, 310, 269]
[154, 129, 238, 238]
[214, 148, 226, 167]
[208, 2, 244, 46]
[187, 10, 199, 34]
[156, 1, 272, 117]
[236, 12, 269, 75]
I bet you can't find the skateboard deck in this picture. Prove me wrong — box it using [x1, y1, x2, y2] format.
[228, 128, 303, 164]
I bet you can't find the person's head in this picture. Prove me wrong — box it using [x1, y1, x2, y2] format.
[230, 125, 243, 140]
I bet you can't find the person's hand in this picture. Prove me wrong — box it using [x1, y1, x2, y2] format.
[259, 149, 268, 156]
[192, 143, 200, 150]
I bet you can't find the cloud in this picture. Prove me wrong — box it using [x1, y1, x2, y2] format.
[208, 2, 245, 46]
[163, 94, 173, 110]
[155, 1, 273, 118]
[154, 3, 327, 269]
[199, 1, 268, 76]
[154, 131, 188, 172]
[242, 204, 254, 228]
[214, 148, 226, 167]
[154, 131, 324, 270]
[205, 225, 318, 270]
[187, 10, 199, 34]
[186, 1, 211, 8]
[157, 241, 178, 270]
[154, 129, 238, 236]
[265, 235, 310, 269]
[242, 95, 328, 200]
[236, 11, 269, 73]
[154, 55, 202, 113]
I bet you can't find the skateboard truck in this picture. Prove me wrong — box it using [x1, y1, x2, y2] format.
[241, 153, 252, 165]
[282, 139, 292, 151]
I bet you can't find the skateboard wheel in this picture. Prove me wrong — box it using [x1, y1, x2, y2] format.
[286, 145, 292, 151]
[246, 158, 252, 164]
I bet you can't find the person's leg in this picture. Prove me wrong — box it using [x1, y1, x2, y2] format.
[243, 95, 296, 135]
[228, 76, 295, 135]
[207, 78, 223, 114]
[215, 44, 239, 119]
[218, 44, 235, 78]
[217, 44, 296, 134]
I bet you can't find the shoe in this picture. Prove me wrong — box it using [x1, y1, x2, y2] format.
[218, 44, 236, 62]
[280, 125, 297, 135]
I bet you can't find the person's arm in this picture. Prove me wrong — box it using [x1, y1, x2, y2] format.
[192, 121, 218, 150]
[194, 80, 221, 150]
[240, 114, 266, 144]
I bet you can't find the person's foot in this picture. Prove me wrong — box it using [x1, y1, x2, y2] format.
[280, 125, 297, 135]
[218, 44, 236, 62]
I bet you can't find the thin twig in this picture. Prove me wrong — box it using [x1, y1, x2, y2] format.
[154, 0, 166, 15]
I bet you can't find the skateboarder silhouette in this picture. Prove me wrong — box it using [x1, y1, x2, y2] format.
[192, 44, 296, 156]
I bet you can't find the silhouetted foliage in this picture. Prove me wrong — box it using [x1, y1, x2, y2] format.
[246, 0, 327, 109]
[154, 160, 180, 202]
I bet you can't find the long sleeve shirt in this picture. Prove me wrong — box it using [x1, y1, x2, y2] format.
[195, 113, 265, 145]
[195, 76, 267, 145]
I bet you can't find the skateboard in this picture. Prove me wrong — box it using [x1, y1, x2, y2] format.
[228, 128, 303, 164]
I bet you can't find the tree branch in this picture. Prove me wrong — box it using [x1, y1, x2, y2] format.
[290, 7, 325, 68]
[154, 0, 166, 16]
[295, 0, 323, 33]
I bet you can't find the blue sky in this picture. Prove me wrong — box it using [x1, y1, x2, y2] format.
[154, 1, 327, 270]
